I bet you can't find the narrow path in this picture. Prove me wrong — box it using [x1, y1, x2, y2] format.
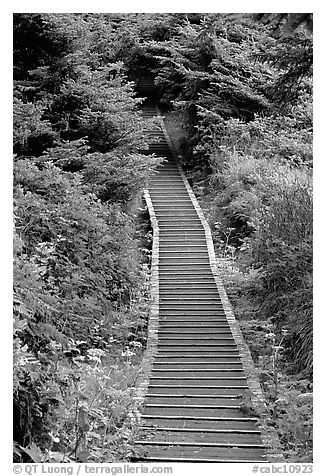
[134, 78, 266, 462]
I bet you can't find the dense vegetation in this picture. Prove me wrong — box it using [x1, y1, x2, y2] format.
[13, 13, 161, 463]
[13, 13, 312, 462]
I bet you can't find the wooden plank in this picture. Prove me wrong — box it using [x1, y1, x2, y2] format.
[151, 369, 244, 375]
[149, 378, 247, 385]
[156, 347, 239, 353]
[137, 429, 262, 445]
[157, 331, 232, 336]
[143, 407, 245, 417]
[140, 417, 258, 431]
[134, 440, 264, 449]
[144, 396, 242, 406]
[133, 446, 266, 462]
[156, 341, 238, 347]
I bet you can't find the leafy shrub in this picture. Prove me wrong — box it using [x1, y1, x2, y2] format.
[13, 177, 151, 459]
[207, 152, 313, 375]
[13, 13, 161, 458]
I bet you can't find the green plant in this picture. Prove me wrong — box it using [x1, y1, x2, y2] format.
[13, 13, 160, 459]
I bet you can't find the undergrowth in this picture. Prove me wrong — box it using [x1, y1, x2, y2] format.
[14, 208, 152, 463]
[13, 14, 162, 462]
[202, 213, 313, 462]
[212, 254, 312, 462]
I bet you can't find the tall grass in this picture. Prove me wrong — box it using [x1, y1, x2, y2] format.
[208, 152, 313, 375]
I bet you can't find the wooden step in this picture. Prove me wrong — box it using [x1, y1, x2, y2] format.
[160, 287, 218, 292]
[151, 370, 244, 378]
[151, 361, 242, 368]
[140, 416, 257, 431]
[157, 331, 233, 337]
[147, 386, 247, 396]
[143, 395, 243, 406]
[133, 445, 266, 462]
[137, 428, 262, 446]
[154, 356, 241, 362]
[135, 438, 264, 448]
[155, 348, 238, 354]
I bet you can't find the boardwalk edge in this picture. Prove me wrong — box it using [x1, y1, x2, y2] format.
[132, 189, 160, 418]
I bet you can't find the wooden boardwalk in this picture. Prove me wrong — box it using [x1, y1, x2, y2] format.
[134, 78, 267, 462]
